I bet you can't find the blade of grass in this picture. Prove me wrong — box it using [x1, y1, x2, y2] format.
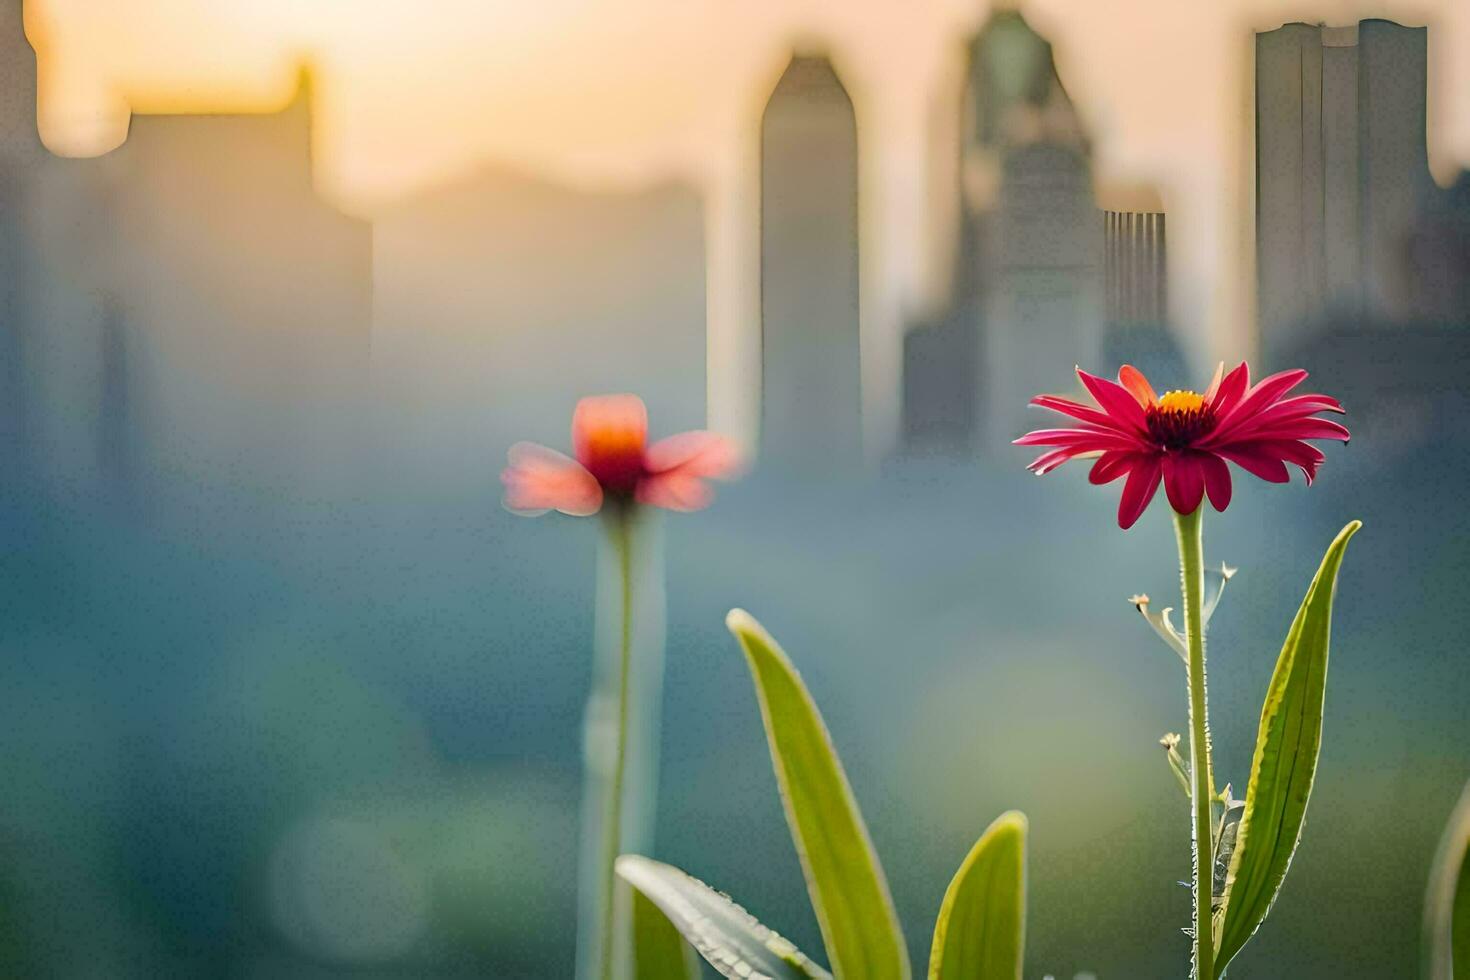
[629, 870, 700, 980]
[1213, 521, 1360, 976]
[616, 854, 831, 980]
[727, 610, 910, 980]
[927, 811, 1027, 980]
[1422, 779, 1470, 980]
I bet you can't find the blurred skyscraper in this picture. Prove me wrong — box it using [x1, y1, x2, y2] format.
[902, 12, 1111, 455]
[93, 78, 373, 503]
[759, 54, 861, 472]
[0, 2, 29, 488]
[1102, 209, 1184, 384]
[0, 0, 114, 504]
[2, 0, 373, 511]
[1257, 21, 1470, 347]
[1257, 20, 1470, 455]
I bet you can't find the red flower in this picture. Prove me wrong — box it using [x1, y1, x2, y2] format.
[1016, 363, 1349, 529]
[502, 394, 742, 516]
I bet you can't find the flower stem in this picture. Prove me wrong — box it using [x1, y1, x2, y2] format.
[1174, 506, 1216, 980]
[597, 504, 635, 980]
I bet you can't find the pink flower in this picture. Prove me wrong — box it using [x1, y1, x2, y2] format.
[1016, 363, 1350, 529]
[502, 394, 742, 516]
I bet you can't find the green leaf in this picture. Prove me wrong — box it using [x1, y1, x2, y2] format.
[927, 811, 1027, 980]
[629, 868, 701, 980]
[1213, 520, 1361, 976]
[1422, 779, 1470, 980]
[726, 610, 910, 980]
[616, 854, 832, 980]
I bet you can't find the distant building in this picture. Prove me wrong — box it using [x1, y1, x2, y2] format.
[1102, 210, 1184, 384]
[902, 11, 1112, 455]
[0, 0, 113, 499]
[1104, 211, 1166, 328]
[900, 303, 979, 454]
[371, 164, 707, 495]
[1257, 20, 1470, 355]
[2, 0, 372, 506]
[1258, 20, 1470, 454]
[1404, 172, 1470, 324]
[0, 71, 27, 485]
[983, 142, 1103, 448]
[93, 79, 373, 500]
[759, 54, 861, 472]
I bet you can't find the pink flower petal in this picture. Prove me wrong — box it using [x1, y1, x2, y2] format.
[1077, 368, 1150, 436]
[1209, 362, 1251, 414]
[1117, 455, 1162, 529]
[644, 431, 743, 478]
[1030, 395, 1135, 432]
[1267, 393, 1344, 415]
[1252, 417, 1351, 442]
[1201, 361, 1225, 403]
[573, 394, 648, 491]
[1088, 450, 1136, 485]
[1250, 439, 1328, 483]
[502, 442, 604, 516]
[1162, 452, 1206, 514]
[1013, 428, 1143, 452]
[1027, 446, 1102, 475]
[636, 471, 714, 512]
[1216, 445, 1290, 483]
[1218, 395, 1346, 441]
[1199, 453, 1233, 511]
[1118, 364, 1158, 407]
[1212, 368, 1309, 438]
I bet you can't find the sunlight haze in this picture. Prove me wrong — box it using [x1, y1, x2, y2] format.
[24, 0, 1470, 447]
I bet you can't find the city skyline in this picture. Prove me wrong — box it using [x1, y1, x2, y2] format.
[3, 5, 1467, 483]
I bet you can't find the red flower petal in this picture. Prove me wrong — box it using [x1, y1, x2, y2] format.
[1215, 445, 1291, 483]
[502, 442, 604, 516]
[1118, 455, 1163, 529]
[1026, 448, 1071, 474]
[1217, 395, 1345, 442]
[1266, 393, 1344, 415]
[1213, 368, 1309, 438]
[1209, 362, 1251, 414]
[1251, 417, 1351, 442]
[1027, 446, 1104, 475]
[1077, 368, 1151, 436]
[1162, 452, 1206, 515]
[1249, 439, 1328, 483]
[1201, 361, 1225, 403]
[1088, 450, 1136, 485]
[1118, 364, 1158, 407]
[1030, 394, 1135, 433]
[1013, 427, 1143, 451]
[1199, 452, 1233, 511]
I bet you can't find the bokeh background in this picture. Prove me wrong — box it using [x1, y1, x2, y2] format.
[2, 0, 1469, 976]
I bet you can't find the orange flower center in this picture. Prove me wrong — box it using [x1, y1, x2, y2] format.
[579, 426, 646, 492]
[1146, 389, 1216, 449]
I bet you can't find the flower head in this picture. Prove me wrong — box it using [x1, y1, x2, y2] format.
[1016, 363, 1349, 528]
[502, 394, 742, 516]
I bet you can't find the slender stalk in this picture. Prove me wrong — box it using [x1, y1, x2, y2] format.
[597, 503, 635, 980]
[1174, 506, 1216, 979]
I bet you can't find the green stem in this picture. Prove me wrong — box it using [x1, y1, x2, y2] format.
[597, 504, 635, 980]
[1174, 506, 1216, 980]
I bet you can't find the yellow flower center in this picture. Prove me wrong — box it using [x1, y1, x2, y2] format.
[1146, 389, 1216, 448]
[1156, 390, 1206, 414]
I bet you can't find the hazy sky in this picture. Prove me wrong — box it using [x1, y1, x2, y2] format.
[22, 0, 1470, 450]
